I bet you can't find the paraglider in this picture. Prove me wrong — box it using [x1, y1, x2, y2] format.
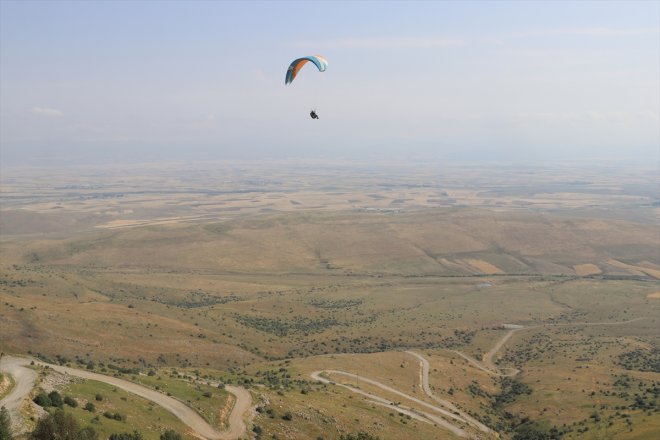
[285, 55, 328, 85]
[286, 55, 327, 119]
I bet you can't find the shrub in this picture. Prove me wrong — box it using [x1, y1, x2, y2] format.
[495, 378, 532, 407]
[159, 430, 182, 440]
[513, 422, 559, 440]
[33, 392, 52, 408]
[84, 402, 95, 412]
[63, 396, 77, 408]
[78, 426, 99, 440]
[108, 430, 143, 440]
[48, 391, 63, 408]
[339, 433, 380, 440]
[0, 406, 12, 440]
[103, 412, 124, 421]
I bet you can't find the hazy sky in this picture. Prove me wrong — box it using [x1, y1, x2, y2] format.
[1, 0, 658, 165]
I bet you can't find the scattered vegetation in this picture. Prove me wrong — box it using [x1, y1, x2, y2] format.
[108, 431, 143, 440]
[234, 314, 339, 336]
[159, 430, 182, 440]
[308, 298, 363, 309]
[512, 421, 561, 440]
[495, 378, 532, 407]
[339, 432, 380, 440]
[616, 348, 660, 372]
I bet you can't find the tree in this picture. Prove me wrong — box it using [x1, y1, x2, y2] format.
[0, 406, 12, 440]
[160, 430, 182, 440]
[29, 410, 80, 440]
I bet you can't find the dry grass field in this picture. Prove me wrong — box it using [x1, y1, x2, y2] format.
[1, 162, 658, 439]
[573, 264, 601, 276]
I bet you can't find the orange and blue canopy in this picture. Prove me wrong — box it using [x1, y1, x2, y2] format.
[285, 55, 328, 85]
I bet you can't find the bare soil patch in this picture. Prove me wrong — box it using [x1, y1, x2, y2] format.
[464, 259, 504, 274]
[573, 263, 601, 276]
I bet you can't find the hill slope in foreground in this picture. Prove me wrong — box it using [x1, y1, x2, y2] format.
[1, 163, 658, 439]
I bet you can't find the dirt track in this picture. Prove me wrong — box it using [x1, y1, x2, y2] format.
[455, 317, 652, 377]
[0, 356, 251, 440]
[310, 317, 653, 440]
[0, 356, 38, 433]
[311, 369, 470, 438]
[405, 351, 493, 435]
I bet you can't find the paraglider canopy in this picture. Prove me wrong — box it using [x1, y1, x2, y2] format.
[285, 55, 328, 85]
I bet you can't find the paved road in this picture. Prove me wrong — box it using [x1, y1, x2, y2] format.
[0, 356, 251, 440]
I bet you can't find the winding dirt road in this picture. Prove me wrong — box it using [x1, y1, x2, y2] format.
[311, 370, 470, 438]
[0, 356, 251, 440]
[0, 356, 38, 432]
[310, 317, 652, 439]
[405, 351, 493, 435]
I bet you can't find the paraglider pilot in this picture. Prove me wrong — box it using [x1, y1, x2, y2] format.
[310, 110, 319, 120]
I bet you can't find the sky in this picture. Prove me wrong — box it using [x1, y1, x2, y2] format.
[1, 0, 659, 166]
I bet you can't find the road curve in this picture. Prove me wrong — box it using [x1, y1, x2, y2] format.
[218, 384, 251, 440]
[311, 370, 469, 438]
[0, 356, 38, 433]
[0, 356, 251, 440]
[405, 351, 494, 435]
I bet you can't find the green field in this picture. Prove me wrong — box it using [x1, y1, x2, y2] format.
[56, 379, 195, 440]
